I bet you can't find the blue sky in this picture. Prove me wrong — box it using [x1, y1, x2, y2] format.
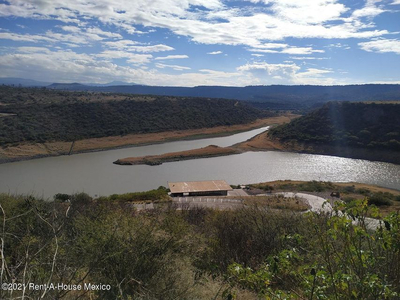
[0, 0, 399, 86]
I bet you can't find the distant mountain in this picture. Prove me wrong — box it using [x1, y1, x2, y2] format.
[47, 83, 400, 109]
[86, 81, 139, 87]
[0, 77, 51, 87]
[0, 78, 137, 88]
[47, 83, 88, 90]
[3, 78, 400, 110]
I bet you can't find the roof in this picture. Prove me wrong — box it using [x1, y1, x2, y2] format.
[168, 180, 232, 194]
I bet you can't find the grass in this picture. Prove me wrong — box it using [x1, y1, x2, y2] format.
[239, 195, 309, 211]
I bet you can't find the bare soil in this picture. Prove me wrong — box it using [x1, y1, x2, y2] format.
[114, 145, 240, 165]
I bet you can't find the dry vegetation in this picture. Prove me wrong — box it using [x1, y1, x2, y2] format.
[252, 180, 400, 216]
[242, 195, 310, 211]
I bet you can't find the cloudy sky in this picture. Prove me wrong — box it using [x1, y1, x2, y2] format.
[0, 0, 399, 86]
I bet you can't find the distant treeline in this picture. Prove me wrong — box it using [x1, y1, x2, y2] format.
[46, 83, 400, 110]
[0, 86, 269, 145]
[270, 102, 400, 151]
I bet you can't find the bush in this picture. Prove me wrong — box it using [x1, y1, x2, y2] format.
[367, 192, 392, 206]
[53, 193, 70, 202]
[107, 188, 169, 202]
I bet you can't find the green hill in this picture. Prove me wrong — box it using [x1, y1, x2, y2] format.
[0, 86, 270, 146]
[269, 102, 400, 163]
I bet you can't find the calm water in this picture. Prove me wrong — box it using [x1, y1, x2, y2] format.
[0, 126, 399, 198]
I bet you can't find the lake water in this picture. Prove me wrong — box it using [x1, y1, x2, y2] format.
[0, 126, 399, 199]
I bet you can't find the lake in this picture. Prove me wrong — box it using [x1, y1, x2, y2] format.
[0, 126, 399, 198]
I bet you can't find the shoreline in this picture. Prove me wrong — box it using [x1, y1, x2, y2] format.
[114, 145, 241, 165]
[113, 128, 400, 167]
[0, 114, 299, 164]
[235, 131, 400, 165]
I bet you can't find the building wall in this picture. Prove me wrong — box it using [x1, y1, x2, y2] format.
[170, 190, 228, 197]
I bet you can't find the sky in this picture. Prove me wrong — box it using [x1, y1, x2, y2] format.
[0, 0, 399, 87]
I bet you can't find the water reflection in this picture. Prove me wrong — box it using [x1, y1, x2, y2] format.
[0, 127, 399, 198]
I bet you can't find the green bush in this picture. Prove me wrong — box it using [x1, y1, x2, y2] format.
[107, 188, 169, 202]
[368, 192, 392, 206]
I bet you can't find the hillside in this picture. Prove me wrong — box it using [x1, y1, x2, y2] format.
[4, 78, 400, 110]
[0, 86, 269, 146]
[47, 83, 400, 109]
[269, 102, 400, 163]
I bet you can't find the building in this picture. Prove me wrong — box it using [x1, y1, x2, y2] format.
[168, 180, 232, 197]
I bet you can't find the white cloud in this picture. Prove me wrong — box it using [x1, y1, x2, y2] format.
[359, 38, 400, 54]
[289, 56, 329, 60]
[249, 45, 325, 55]
[0, 0, 391, 49]
[251, 54, 264, 57]
[281, 47, 325, 55]
[104, 40, 174, 52]
[351, 0, 386, 19]
[266, 0, 349, 25]
[0, 32, 53, 43]
[237, 62, 300, 80]
[252, 43, 288, 49]
[0, 47, 254, 87]
[97, 50, 153, 64]
[207, 51, 223, 55]
[126, 45, 174, 53]
[17, 47, 51, 53]
[154, 55, 189, 60]
[155, 63, 191, 70]
[237, 61, 338, 85]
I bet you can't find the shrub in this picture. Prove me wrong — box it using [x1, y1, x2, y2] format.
[367, 192, 392, 206]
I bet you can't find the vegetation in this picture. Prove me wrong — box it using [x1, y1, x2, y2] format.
[1, 191, 400, 299]
[253, 181, 400, 212]
[0, 86, 270, 146]
[45, 83, 400, 111]
[105, 186, 170, 202]
[54, 187, 171, 203]
[270, 102, 400, 151]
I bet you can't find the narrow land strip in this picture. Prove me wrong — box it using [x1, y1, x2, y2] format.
[114, 145, 240, 165]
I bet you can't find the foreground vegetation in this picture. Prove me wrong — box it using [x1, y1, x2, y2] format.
[0, 86, 270, 146]
[1, 190, 400, 299]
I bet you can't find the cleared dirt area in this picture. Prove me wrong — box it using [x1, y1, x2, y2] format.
[114, 145, 240, 165]
[236, 130, 287, 151]
[251, 180, 400, 216]
[0, 114, 298, 163]
[255, 180, 400, 195]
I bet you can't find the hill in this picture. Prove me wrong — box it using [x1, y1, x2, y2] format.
[0, 86, 269, 146]
[3, 78, 400, 110]
[47, 83, 400, 110]
[0, 77, 51, 87]
[269, 102, 400, 163]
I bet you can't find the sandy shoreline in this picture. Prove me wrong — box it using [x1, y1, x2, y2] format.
[114, 145, 240, 165]
[0, 114, 298, 164]
[114, 124, 400, 167]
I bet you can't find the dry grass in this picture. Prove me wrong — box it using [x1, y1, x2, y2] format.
[240, 195, 310, 211]
[253, 180, 400, 216]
